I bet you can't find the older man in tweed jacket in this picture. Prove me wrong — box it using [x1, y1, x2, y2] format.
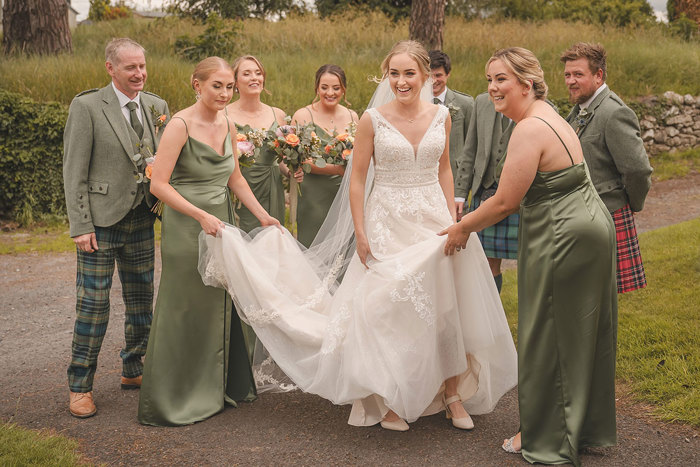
[561, 42, 652, 293]
[63, 38, 169, 418]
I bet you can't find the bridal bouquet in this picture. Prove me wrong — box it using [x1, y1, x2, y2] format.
[321, 121, 356, 167]
[267, 119, 323, 237]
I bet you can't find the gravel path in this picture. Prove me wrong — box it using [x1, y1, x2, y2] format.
[1, 174, 698, 466]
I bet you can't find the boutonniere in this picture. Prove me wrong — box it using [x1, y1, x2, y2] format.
[132, 143, 156, 184]
[575, 107, 592, 134]
[149, 105, 168, 136]
[446, 102, 460, 119]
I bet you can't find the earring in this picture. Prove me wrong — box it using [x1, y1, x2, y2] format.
[195, 91, 201, 101]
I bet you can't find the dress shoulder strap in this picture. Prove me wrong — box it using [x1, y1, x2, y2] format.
[172, 116, 189, 136]
[305, 106, 315, 123]
[532, 116, 574, 165]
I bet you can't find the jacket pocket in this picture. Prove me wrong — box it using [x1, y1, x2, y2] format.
[88, 181, 109, 195]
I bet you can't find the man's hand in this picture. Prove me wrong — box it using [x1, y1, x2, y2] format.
[73, 232, 99, 253]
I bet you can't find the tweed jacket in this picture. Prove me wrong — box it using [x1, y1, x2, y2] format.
[456, 92, 514, 200]
[566, 86, 652, 213]
[443, 88, 474, 197]
[63, 84, 169, 237]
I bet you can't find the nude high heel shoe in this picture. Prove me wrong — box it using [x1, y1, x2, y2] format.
[380, 415, 409, 432]
[444, 394, 474, 430]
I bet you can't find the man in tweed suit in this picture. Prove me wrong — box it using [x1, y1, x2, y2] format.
[63, 38, 169, 417]
[561, 42, 652, 293]
[429, 50, 474, 219]
[455, 92, 517, 293]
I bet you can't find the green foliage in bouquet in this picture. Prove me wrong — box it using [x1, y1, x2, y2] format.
[267, 120, 324, 173]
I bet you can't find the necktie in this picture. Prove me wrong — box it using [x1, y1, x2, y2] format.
[126, 101, 144, 139]
[433, 97, 441, 105]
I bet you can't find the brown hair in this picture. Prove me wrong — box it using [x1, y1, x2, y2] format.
[380, 40, 430, 79]
[486, 47, 548, 100]
[190, 57, 233, 90]
[105, 37, 145, 64]
[312, 64, 350, 106]
[231, 55, 270, 95]
[560, 42, 607, 81]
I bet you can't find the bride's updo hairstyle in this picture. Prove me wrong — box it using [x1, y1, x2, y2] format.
[231, 54, 270, 95]
[380, 40, 430, 80]
[313, 64, 350, 106]
[486, 47, 548, 100]
[190, 56, 233, 91]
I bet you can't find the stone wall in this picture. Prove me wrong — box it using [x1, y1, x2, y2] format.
[637, 91, 700, 156]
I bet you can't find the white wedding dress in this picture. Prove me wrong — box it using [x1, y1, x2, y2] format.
[199, 105, 517, 426]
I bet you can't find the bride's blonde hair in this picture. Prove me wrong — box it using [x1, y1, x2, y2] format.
[380, 40, 430, 80]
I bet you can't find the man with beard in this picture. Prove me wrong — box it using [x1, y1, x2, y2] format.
[561, 42, 652, 293]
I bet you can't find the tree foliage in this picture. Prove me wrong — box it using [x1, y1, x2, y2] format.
[316, 0, 411, 20]
[174, 13, 242, 62]
[88, 0, 132, 21]
[447, 0, 655, 26]
[168, 0, 301, 21]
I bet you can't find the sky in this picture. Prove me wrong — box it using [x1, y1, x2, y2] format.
[71, 1, 669, 22]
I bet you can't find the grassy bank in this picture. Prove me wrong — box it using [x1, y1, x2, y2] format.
[0, 15, 698, 114]
[0, 423, 84, 466]
[502, 218, 700, 427]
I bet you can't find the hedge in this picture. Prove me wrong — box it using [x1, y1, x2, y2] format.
[0, 89, 68, 224]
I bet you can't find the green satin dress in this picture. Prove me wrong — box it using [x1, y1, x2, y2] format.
[234, 121, 285, 233]
[297, 124, 343, 248]
[138, 119, 256, 427]
[517, 119, 618, 466]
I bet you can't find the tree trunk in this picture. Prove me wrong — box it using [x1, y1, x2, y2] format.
[409, 0, 446, 51]
[3, 0, 72, 55]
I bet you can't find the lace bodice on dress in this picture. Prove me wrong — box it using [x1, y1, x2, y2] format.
[367, 106, 447, 187]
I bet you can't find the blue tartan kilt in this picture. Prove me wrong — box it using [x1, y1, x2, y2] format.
[469, 194, 519, 259]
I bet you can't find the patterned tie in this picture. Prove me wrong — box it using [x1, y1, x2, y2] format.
[433, 97, 441, 105]
[126, 101, 144, 139]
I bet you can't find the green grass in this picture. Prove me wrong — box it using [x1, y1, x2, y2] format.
[0, 15, 698, 115]
[500, 218, 700, 427]
[0, 220, 162, 255]
[650, 147, 700, 181]
[0, 422, 85, 466]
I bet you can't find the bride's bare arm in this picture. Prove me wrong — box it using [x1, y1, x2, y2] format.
[437, 114, 456, 222]
[349, 112, 374, 267]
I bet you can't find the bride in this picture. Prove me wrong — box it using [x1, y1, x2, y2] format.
[199, 40, 517, 431]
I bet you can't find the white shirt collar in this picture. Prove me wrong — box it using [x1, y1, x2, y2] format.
[435, 88, 448, 104]
[580, 83, 607, 110]
[112, 82, 140, 109]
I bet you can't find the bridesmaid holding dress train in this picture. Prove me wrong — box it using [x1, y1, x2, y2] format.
[138, 57, 279, 426]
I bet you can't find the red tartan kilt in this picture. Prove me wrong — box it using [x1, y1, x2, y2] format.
[613, 204, 647, 293]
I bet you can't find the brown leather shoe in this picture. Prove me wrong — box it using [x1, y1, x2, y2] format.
[120, 375, 142, 389]
[69, 391, 96, 418]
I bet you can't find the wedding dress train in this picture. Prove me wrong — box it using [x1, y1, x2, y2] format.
[199, 105, 517, 425]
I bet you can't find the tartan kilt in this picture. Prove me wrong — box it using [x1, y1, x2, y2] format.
[613, 204, 647, 293]
[469, 194, 519, 259]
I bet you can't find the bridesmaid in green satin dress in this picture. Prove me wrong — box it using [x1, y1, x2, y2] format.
[441, 48, 617, 466]
[139, 57, 280, 426]
[291, 65, 359, 248]
[226, 55, 303, 233]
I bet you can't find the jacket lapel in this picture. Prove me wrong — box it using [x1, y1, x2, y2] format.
[576, 86, 609, 137]
[482, 100, 496, 156]
[101, 85, 135, 159]
[444, 88, 455, 106]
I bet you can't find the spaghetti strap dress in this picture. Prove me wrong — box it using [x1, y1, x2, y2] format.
[518, 117, 618, 466]
[138, 117, 256, 426]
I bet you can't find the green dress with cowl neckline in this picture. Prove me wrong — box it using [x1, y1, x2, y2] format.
[138, 118, 256, 426]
